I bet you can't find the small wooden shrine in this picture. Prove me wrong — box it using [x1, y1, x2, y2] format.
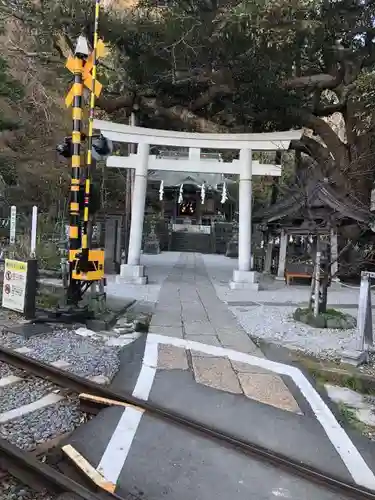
[253, 178, 375, 281]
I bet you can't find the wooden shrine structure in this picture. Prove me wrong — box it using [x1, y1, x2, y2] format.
[253, 178, 375, 282]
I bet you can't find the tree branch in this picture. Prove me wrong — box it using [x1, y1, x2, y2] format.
[284, 66, 344, 90]
[291, 110, 349, 167]
[97, 93, 225, 132]
[189, 84, 233, 111]
[290, 136, 332, 165]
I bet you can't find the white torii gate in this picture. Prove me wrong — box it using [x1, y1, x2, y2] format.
[93, 119, 303, 289]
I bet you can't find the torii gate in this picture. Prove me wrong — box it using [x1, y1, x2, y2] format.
[93, 119, 302, 290]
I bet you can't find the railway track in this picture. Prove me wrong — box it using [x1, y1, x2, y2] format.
[1, 344, 375, 500]
[0, 353, 126, 500]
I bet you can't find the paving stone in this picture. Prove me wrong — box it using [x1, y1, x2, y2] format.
[215, 326, 243, 336]
[186, 335, 222, 347]
[230, 361, 274, 375]
[184, 323, 216, 335]
[238, 373, 301, 413]
[209, 317, 239, 328]
[148, 326, 183, 338]
[158, 345, 188, 370]
[149, 315, 182, 327]
[217, 331, 259, 354]
[191, 355, 242, 394]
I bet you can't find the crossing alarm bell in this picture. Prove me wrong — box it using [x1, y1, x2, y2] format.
[92, 135, 113, 161]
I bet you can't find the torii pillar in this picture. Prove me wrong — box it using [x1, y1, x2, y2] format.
[119, 143, 149, 284]
[229, 149, 259, 290]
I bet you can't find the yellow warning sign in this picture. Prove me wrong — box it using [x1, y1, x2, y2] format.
[65, 39, 106, 108]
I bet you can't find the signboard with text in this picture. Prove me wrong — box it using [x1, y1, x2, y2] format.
[2, 259, 28, 313]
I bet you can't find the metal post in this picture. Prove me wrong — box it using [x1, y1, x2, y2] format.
[314, 251, 321, 317]
[30, 206, 38, 258]
[10, 205, 16, 245]
[357, 272, 373, 350]
[67, 53, 84, 304]
[82, 0, 101, 257]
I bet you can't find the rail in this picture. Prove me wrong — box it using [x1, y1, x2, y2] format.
[1, 345, 375, 499]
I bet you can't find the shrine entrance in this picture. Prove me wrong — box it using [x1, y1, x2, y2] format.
[93, 119, 302, 289]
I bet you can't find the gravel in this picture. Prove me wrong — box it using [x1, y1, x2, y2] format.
[0, 360, 18, 378]
[0, 329, 121, 380]
[0, 398, 83, 451]
[0, 377, 57, 413]
[230, 304, 358, 360]
[0, 476, 55, 500]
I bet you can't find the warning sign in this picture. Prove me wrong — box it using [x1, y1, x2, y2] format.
[2, 259, 28, 313]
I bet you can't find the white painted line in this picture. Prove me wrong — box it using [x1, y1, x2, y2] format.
[96, 334, 375, 491]
[97, 407, 144, 483]
[0, 375, 22, 388]
[96, 339, 157, 482]
[0, 393, 63, 423]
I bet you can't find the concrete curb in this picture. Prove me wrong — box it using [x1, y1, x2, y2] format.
[86, 299, 136, 331]
[299, 358, 375, 394]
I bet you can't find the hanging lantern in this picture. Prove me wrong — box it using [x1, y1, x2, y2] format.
[309, 235, 313, 244]
[221, 182, 228, 204]
[289, 235, 294, 243]
[159, 180, 164, 201]
[275, 236, 280, 245]
[200, 182, 206, 204]
[178, 183, 184, 204]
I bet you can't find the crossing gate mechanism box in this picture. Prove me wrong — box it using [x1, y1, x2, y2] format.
[2, 258, 37, 319]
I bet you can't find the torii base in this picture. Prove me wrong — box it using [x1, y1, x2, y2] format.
[229, 270, 260, 291]
[116, 264, 148, 285]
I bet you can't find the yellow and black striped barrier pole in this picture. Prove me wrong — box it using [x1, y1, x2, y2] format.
[68, 48, 85, 303]
[82, 0, 101, 257]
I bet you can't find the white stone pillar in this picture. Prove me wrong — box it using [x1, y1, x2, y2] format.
[276, 229, 287, 280]
[330, 228, 339, 279]
[118, 143, 149, 284]
[230, 149, 259, 290]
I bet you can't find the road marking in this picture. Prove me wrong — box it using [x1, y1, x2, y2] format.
[0, 393, 63, 423]
[97, 334, 375, 491]
[96, 338, 156, 484]
[0, 375, 22, 387]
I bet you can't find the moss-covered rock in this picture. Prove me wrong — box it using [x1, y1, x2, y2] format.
[293, 307, 356, 330]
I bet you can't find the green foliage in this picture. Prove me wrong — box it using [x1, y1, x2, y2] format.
[0, 156, 18, 185]
[0, 57, 24, 102]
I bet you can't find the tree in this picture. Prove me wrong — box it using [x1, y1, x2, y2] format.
[3, 0, 375, 213]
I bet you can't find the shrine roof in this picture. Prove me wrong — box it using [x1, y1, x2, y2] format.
[253, 180, 374, 225]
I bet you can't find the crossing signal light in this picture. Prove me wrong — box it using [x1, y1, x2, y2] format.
[56, 134, 112, 160]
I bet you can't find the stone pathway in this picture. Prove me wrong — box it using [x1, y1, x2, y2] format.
[149, 253, 300, 413]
